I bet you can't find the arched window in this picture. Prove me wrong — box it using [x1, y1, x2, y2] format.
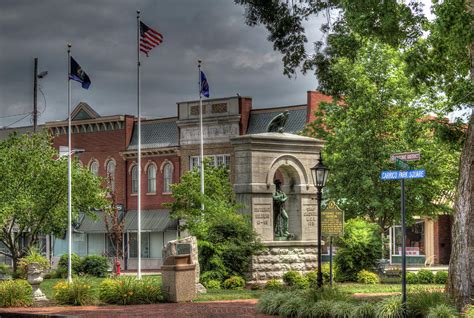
[131, 165, 138, 194]
[89, 160, 99, 176]
[163, 163, 172, 193]
[106, 160, 116, 192]
[147, 164, 156, 193]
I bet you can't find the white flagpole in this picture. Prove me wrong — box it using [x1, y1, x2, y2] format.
[67, 43, 73, 283]
[198, 60, 204, 210]
[136, 10, 142, 279]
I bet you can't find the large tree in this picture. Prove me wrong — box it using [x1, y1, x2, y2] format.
[0, 132, 107, 272]
[235, 0, 473, 307]
[305, 40, 461, 230]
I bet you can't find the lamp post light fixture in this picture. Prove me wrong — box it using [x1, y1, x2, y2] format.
[311, 153, 329, 288]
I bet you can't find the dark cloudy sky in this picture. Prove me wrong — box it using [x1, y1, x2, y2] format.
[0, 0, 329, 128]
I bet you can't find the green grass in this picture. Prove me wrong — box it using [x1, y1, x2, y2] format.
[39, 277, 444, 304]
[195, 289, 264, 302]
[337, 283, 444, 294]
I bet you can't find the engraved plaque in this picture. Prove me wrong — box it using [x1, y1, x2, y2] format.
[176, 243, 191, 255]
[252, 199, 273, 241]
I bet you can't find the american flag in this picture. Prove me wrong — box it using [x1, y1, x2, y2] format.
[140, 21, 163, 57]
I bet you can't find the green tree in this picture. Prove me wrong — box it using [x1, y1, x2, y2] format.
[305, 40, 460, 230]
[0, 132, 107, 272]
[168, 161, 263, 279]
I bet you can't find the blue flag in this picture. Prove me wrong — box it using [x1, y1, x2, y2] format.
[200, 71, 209, 98]
[69, 57, 91, 89]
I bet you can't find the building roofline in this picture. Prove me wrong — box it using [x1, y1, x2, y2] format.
[176, 95, 251, 104]
[250, 104, 306, 113]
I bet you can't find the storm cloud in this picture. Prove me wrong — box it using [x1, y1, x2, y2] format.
[0, 0, 325, 127]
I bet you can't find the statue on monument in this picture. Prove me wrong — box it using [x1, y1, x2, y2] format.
[267, 111, 289, 133]
[273, 179, 289, 239]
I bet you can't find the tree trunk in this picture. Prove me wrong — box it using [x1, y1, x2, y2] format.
[446, 116, 473, 309]
[446, 0, 474, 309]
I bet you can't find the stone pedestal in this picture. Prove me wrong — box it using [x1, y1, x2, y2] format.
[250, 241, 323, 282]
[161, 255, 196, 302]
[27, 263, 47, 302]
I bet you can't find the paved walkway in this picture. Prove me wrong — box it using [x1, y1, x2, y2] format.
[0, 300, 274, 318]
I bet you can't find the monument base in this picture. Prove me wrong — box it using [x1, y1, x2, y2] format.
[250, 240, 323, 283]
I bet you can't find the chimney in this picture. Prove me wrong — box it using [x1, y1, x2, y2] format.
[306, 91, 332, 123]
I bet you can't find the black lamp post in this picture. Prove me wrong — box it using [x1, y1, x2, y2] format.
[311, 153, 329, 288]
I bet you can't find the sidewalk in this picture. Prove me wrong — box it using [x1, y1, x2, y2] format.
[0, 300, 273, 318]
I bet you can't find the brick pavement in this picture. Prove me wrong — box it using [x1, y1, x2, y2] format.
[0, 300, 275, 318]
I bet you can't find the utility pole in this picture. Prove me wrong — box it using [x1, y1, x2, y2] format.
[33, 57, 38, 132]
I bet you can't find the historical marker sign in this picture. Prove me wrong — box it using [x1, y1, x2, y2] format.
[390, 151, 420, 162]
[321, 201, 344, 237]
[380, 169, 426, 180]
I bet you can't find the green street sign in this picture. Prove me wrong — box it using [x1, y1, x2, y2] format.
[322, 201, 344, 237]
[395, 158, 410, 170]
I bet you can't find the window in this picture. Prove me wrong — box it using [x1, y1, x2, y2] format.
[89, 160, 99, 176]
[147, 164, 156, 193]
[163, 163, 172, 193]
[128, 232, 150, 258]
[190, 154, 230, 170]
[131, 165, 138, 194]
[106, 160, 116, 192]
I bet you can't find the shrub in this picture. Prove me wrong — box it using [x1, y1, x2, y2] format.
[406, 272, 418, 284]
[417, 269, 435, 284]
[223, 275, 245, 290]
[203, 279, 221, 290]
[53, 278, 96, 306]
[17, 248, 50, 278]
[407, 291, 449, 317]
[434, 271, 449, 284]
[306, 271, 318, 289]
[200, 270, 224, 285]
[307, 286, 350, 302]
[81, 255, 109, 277]
[331, 300, 358, 318]
[335, 218, 382, 281]
[381, 276, 402, 284]
[264, 279, 284, 291]
[357, 270, 380, 284]
[354, 302, 376, 318]
[282, 270, 309, 289]
[250, 283, 263, 290]
[299, 299, 335, 318]
[375, 297, 404, 318]
[99, 276, 164, 305]
[465, 305, 474, 318]
[0, 263, 11, 276]
[58, 253, 82, 277]
[0, 280, 33, 307]
[257, 291, 291, 315]
[426, 304, 458, 318]
[278, 295, 307, 317]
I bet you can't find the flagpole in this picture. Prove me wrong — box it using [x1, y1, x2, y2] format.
[198, 60, 204, 210]
[67, 43, 73, 283]
[136, 10, 142, 280]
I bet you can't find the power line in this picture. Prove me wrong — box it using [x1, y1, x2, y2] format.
[0, 111, 32, 119]
[2, 113, 32, 128]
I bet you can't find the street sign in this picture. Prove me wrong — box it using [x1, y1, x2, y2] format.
[321, 201, 344, 237]
[380, 169, 426, 180]
[390, 152, 420, 162]
[395, 158, 410, 170]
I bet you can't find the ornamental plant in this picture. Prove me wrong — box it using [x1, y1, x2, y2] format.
[17, 248, 50, 278]
[0, 280, 33, 307]
[98, 276, 164, 305]
[357, 270, 380, 284]
[335, 218, 382, 281]
[53, 278, 96, 306]
[222, 276, 245, 290]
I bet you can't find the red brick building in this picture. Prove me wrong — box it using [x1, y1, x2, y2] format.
[0, 91, 454, 269]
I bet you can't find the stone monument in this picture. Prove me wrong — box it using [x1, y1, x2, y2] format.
[231, 117, 325, 282]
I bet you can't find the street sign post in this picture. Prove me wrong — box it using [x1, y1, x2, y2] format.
[382, 153, 424, 318]
[322, 201, 344, 286]
[390, 151, 420, 162]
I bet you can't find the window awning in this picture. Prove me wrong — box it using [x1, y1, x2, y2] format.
[77, 210, 177, 233]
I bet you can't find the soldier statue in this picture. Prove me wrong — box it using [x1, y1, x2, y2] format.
[267, 111, 289, 133]
[273, 179, 289, 239]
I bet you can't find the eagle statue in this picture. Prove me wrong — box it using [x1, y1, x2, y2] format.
[266, 110, 289, 133]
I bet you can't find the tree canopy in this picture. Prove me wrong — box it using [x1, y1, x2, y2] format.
[0, 132, 107, 270]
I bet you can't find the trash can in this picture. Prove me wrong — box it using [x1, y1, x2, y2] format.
[161, 254, 196, 302]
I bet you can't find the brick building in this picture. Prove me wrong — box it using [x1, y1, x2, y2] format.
[0, 91, 454, 269]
